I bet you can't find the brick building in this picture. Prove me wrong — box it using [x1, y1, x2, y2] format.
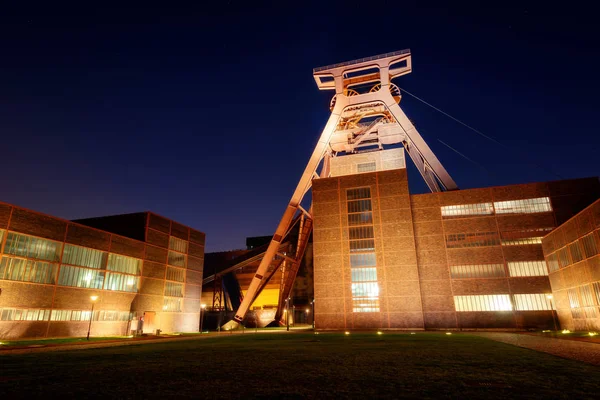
[312, 149, 600, 330]
[0, 203, 205, 339]
[542, 199, 600, 331]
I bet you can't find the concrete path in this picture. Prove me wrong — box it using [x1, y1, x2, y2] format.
[473, 332, 600, 366]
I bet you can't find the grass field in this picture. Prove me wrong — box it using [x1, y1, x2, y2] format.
[1, 332, 599, 399]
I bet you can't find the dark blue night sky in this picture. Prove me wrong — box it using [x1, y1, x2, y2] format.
[1, 2, 598, 251]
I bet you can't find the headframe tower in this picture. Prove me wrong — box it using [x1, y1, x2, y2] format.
[223, 50, 457, 329]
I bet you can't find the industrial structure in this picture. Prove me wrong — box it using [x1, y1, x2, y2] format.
[0, 204, 205, 339]
[212, 49, 600, 331]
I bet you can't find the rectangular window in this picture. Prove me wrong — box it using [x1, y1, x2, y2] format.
[450, 264, 505, 279]
[166, 266, 185, 282]
[350, 253, 376, 267]
[107, 253, 141, 275]
[493, 197, 552, 214]
[357, 162, 376, 173]
[593, 282, 600, 305]
[3, 232, 62, 262]
[351, 267, 378, 282]
[50, 309, 92, 321]
[347, 188, 371, 200]
[581, 233, 599, 258]
[507, 261, 548, 277]
[62, 244, 107, 269]
[348, 212, 373, 226]
[568, 241, 584, 264]
[347, 199, 372, 213]
[445, 232, 500, 248]
[169, 236, 188, 253]
[557, 248, 571, 268]
[580, 285, 595, 307]
[352, 298, 379, 312]
[513, 294, 553, 311]
[57, 265, 105, 289]
[168, 251, 186, 267]
[351, 282, 379, 298]
[165, 282, 184, 297]
[0, 256, 58, 284]
[567, 288, 580, 309]
[163, 297, 182, 312]
[441, 203, 493, 218]
[349, 226, 374, 240]
[350, 239, 375, 252]
[0, 308, 51, 321]
[104, 272, 139, 292]
[546, 253, 560, 273]
[454, 295, 512, 311]
[500, 228, 552, 246]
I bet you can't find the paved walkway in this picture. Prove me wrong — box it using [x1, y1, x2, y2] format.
[473, 332, 600, 366]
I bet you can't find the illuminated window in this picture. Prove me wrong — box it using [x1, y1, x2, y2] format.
[166, 266, 185, 282]
[168, 251, 186, 267]
[57, 265, 105, 289]
[500, 228, 552, 246]
[3, 232, 62, 262]
[507, 261, 548, 277]
[513, 294, 553, 310]
[453, 295, 512, 311]
[581, 233, 599, 258]
[169, 236, 188, 253]
[0, 256, 57, 284]
[580, 285, 595, 307]
[357, 162, 376, 173]
[493, 197, 552, 214]
[104, 272, 139, 292]
[593, 282, 600, 305]
[163, 297, 182, 312]
[165, 282, 184, 297]
[0, 308, 51, 321]
[557, 248, 571, 268]
[107, 253, 141, 275]
[441, 203, 493, 218]
[568, 241, 584, 264]
[445, 232, 500, 248]
[568, 289, 580, 309]
[546, 254, 559, 273]
[62, 244, 107, 269]
[347, 187, 379, 312]
[450, 264, 505, 279]
[50, 310, 132, 322]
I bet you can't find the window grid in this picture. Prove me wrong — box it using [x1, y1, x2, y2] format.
[581, 233, 599, 258]
[580, 285, 595, 307]
[493, 197, 552, 214]
[567, 288, 580, 309]
[557, 248, 571, 268]
[446, 232, 500, 249]
[166, 266, 185, 282]
[593, 282, 600, 305]
[0, 256, 58, 284]
[500, 228, 552, 246]
[350, 253, 377, 267]
[357, 162, 376, 173]
[167, 251, 187, 267]
[348, 212, 373, 226]
[104, 272, 139, 293]
[57, 265, 105, 289]
[441, 203, 493, 218]
[107, 253, 142, 275]
[513, 294, 553, 311]
[0, 308, 51, 321]
[165, 281, 184, 297]
[454, 295, 513, 311]
[163, 297, 182, 312]
[169, 236, 188, 253]
[546, 254, 560, 273]
[62, 244, 107, 270]
[507, 261, 548, 277]
[450, 264, 505, 279]
[568, 241, 584, 264]
[3, 232, 62, 262]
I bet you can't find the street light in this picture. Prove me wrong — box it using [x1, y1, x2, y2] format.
[87, 295, 98, 341]
[546, 294, 558, 331]
[285, 298, 290, 331]
[311, 299, 315, 329]
[200, 303, 206, 333]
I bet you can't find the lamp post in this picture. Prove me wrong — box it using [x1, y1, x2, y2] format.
[547, 294, 558, 331]
[200, 303, 206, 333]
[285, 298, 290, 332]
[311, 299, 315, 329]
[305, 308, 309, 325]
[87, 295, 98, 341]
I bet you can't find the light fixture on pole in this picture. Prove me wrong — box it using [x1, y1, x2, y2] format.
[546, 294, 558, 331]
[87, 295, 99, 341]
[200, 303, 206, 333]
[311, 299, 315, 329]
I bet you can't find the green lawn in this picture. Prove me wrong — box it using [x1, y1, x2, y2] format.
[1, 333, 599, 399]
